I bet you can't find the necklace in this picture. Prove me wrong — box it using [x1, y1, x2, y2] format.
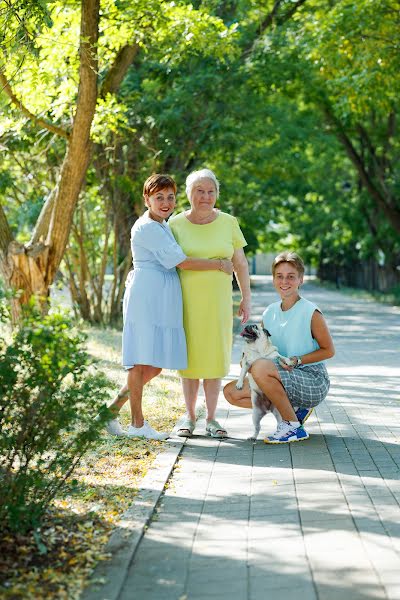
[281, 295, 301, 312]
[185, 209, 219, 224]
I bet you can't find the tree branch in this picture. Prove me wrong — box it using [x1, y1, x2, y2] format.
[244, 0, 309, 55]
[29, 191, 56, 246]
[357, 123, 394, 201]
[0, 71, 70, 139]
[323, 103, 400, 234]
[259, 0, 308, 33]
[100, 43, 140, 98]
[0, 201, 14, 266]
[384, 111, 396, 158]
[258, 0, 283, 34]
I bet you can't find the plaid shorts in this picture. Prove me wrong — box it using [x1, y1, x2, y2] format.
[276, 362, 330, 409]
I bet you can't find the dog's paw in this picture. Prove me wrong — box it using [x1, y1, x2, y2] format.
[236, 382, 244, 390]
[247, 435, 258, 442]
[281, 356, 294, 367]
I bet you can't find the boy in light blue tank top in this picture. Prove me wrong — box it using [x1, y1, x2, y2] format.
[224, 251, 335, 444]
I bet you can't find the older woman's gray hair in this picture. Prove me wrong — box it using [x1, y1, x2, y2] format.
[185, 168, 220, 201]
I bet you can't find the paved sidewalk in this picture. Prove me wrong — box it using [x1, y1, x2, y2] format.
[112, 280, 400, 600]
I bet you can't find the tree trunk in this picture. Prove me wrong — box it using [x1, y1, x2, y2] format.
[45, 0, 100, 284]
[0, 0, 100, 316]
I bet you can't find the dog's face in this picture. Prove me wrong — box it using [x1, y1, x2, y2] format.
[240, 323, 271, 343]
[240, 323, 276, 357]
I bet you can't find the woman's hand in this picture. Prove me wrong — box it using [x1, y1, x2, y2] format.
[232, 248, 251, 323]
[220, 259, 234, 275]
[238, 297, 251, 324]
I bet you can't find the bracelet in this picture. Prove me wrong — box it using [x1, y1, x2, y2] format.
[219, 259, 223, 271]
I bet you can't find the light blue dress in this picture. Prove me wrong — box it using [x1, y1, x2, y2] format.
[122, 211, 188, 370]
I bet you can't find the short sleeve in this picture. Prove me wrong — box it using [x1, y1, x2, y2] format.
[232, 217, 247, 249]
[133, 222, 186, 269]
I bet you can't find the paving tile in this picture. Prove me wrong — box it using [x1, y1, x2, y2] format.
[315, 585, 386, 600]
[186, 574, 248, 597]
[187, 557, 244, 573]
[250, 583, 317, 600]
[385, 586, 400, 600]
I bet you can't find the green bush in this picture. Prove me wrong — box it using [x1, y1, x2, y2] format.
[0, 305, 113, 533]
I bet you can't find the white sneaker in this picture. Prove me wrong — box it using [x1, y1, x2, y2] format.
[105, 418, 126, 436]
[126, 421, 169, 440]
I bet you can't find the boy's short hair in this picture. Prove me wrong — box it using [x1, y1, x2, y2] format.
[143, 174, 177, 198]
[272, 251, 305, 278]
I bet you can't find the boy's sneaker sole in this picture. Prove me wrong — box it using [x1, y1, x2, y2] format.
[264, 428, 309, 444]
[295, 407, 314, 425]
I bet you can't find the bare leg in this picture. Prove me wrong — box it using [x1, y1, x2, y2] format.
[128, 365, 162, 427]
[108, 385, 130, 414]
[109, 367, 161, 416]
[250, 359, 297, 422]
[224, 378, 282, 427]
[203, 378, 221, 422]
[182, 378, 200, 421]
[223, 379, 252, 409]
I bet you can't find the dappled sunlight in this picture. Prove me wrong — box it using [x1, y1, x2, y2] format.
[117, 479, 400, 599]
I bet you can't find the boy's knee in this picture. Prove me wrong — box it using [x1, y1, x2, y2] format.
[250, 359, 275, 382]
[223, 381, 235, 404]
[250, 360, 266, 381]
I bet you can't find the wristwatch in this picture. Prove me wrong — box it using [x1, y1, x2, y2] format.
[295, 356, 302, 367]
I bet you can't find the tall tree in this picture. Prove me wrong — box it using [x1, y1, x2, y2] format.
[0, 0, 237, 319]
[0, 0, 100, 318]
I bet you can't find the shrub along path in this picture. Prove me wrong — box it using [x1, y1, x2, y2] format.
[0, 322, 185, 600]
[85, 277, 400, 600]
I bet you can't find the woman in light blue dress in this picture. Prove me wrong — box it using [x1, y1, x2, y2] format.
[105, 174, 234, 440]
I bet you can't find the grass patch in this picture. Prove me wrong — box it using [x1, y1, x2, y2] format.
[0, 324, 185, 600]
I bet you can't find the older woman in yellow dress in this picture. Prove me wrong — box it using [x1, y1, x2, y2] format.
[169, 168, 251, 438]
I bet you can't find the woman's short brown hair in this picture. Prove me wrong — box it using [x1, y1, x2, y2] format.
[272, 251, 305, 278]
[143, 174, 177, 199]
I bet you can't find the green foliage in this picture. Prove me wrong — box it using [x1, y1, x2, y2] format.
[0, 0, 54, 56]
[241, 0, 400, 267]
[1, 0, 399, 308]
[0, 306, 113, 533]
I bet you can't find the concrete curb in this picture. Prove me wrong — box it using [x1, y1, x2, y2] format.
[81, 409, 203, 600]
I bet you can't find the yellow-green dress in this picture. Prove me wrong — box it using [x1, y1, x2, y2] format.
[169, 211, 247, 378]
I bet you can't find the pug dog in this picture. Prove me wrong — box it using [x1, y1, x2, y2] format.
[236, 323, 294, 440]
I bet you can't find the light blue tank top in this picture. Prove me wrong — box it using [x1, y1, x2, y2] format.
[262, 297, 322, 363]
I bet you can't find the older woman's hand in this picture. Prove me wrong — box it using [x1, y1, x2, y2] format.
[238, 297, 251, 324]
[220, 259, 234, 275]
